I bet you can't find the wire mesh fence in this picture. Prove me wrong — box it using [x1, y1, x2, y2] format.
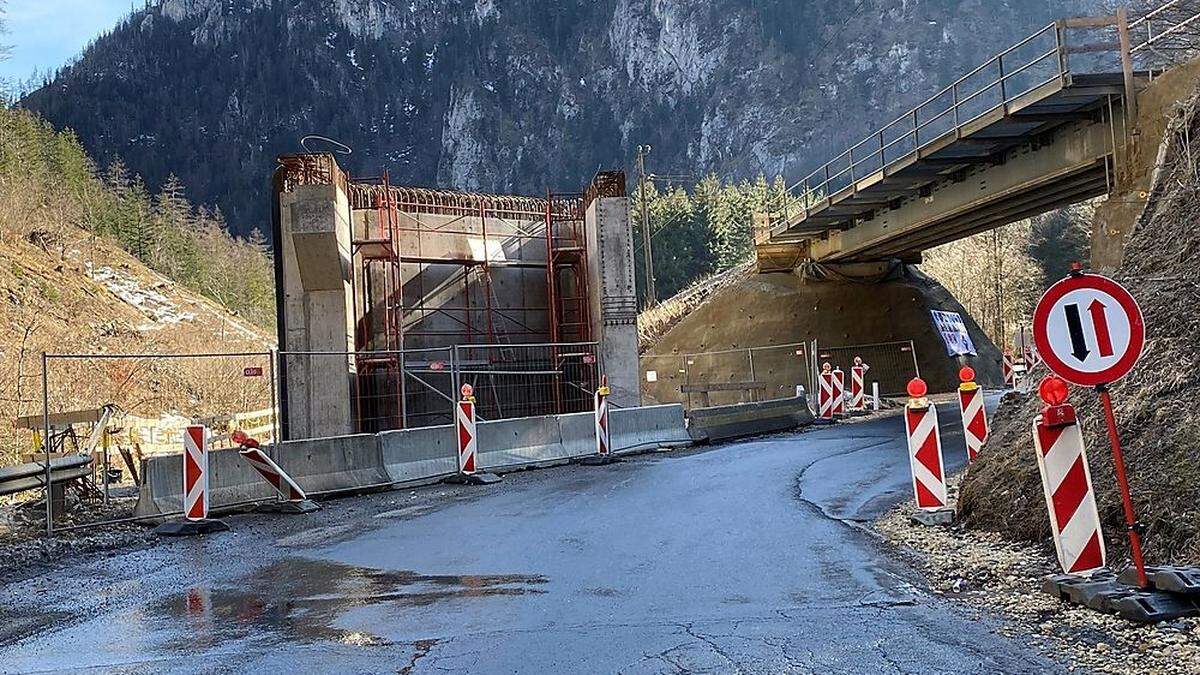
[6, 341, 602, 535]
[453, 342, 601, 421]
[639, 343, 812, 411]
[28, 352, 276, 533]
[278, 343, 600, 440]
[815, 340, 920, 397]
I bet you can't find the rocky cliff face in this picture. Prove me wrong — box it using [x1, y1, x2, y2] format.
[23, 0, 1101, 236]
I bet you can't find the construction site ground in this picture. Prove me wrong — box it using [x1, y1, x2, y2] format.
[879, 484, 1200, 675]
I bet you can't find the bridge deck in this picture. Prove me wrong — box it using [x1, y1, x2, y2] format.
[770, 72, 1133, 246]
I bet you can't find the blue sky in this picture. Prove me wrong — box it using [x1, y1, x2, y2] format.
[1, 0, 134, 82]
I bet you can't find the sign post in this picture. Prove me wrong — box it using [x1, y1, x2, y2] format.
[1033, 264, 1147, 587]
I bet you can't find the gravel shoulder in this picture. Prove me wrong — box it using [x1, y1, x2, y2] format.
[875, 478, 1200, 675]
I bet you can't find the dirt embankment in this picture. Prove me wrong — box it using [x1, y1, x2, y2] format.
[640, 265, 1002, 398]
[1092, 58, 1200, 271]
[0, 208, 275, 467]
[960, 84, 1200, 565]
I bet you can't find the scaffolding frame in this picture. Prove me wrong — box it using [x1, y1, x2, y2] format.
[346, 176, 593, 428]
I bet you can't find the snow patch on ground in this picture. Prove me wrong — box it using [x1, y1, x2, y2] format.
[89, 265, 196, 330]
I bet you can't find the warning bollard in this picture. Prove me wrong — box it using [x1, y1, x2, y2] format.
[1025, 342, 1043, 373]
[233, 430, 319, 514]
[583, 376, 620, 466]
[957, 367, 988, 463]
[831, 367, 846, 417]
[445, 383, 501, 485]
[153, 426, 229, 536]
[817, 363, 836, 423]
[1032, 376, 1106, 575]
[903, 378, 953, 525]
[1002, 349, 1017, 389]
[849, 357, 869, 413]
[183, 425, 208, 521]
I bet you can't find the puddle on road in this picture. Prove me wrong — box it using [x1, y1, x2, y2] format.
[148, 558, 548, 649]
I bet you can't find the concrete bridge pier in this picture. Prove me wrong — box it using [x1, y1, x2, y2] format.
[586, 192, 641, 408]
[276, 181, 358, 440]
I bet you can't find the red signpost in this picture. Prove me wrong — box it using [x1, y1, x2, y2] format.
[1033, 264, 1147, 587]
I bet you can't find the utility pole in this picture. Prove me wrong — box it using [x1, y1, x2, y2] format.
[636, 144, 657, 307]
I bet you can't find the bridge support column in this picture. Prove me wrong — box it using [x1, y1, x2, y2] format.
[586, 191, 641, 408]
[277, 182, 358, 440]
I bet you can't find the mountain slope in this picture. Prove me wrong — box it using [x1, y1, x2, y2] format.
[0, 107, 275, 466]
[22, 0, 1101, 237]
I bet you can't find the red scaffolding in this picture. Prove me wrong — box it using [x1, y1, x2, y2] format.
[346, 177, 591, 429]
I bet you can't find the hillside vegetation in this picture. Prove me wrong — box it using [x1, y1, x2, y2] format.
[0, 108, 274, 326]
[20, 0, 1102, 237]
[960, 84, 1200, 565]
[0, 106, 276, 466]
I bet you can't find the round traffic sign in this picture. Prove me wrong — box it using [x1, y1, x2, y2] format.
[1032, 273, 1144, 386]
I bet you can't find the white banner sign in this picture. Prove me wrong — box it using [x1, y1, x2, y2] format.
[931, 310, 978, 357]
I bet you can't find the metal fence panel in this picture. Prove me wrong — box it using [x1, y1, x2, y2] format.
[35, 352, 276, 533]
[453, 342, 600, 422]
[639, 343, 810, 411]
[816, 340, 920, 397]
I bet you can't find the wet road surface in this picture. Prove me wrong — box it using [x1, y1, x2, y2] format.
[0, 400, 1066, 673]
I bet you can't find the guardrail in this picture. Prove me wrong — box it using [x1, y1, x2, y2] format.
[0, 455, 92, 498]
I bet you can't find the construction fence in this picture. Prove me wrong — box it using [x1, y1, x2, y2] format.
[13, 341, 601, 534]
[640, 343, 813, 411]
[815, 340, 921, 397]
[639, 339, 920, 410]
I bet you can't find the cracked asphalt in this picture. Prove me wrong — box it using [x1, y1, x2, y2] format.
[0, 400, 1068, 673]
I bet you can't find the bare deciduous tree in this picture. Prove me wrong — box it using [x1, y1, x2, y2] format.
[0, 0, 10, 62]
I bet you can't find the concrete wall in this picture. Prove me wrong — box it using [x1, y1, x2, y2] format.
[278, 183, 358, 440]
[353, 209, 552, 351]
[586, 196, 641, 407]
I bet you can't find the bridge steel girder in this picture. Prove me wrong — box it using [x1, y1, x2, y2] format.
[870, 167, 1109, 258]
[810, 116, 1115, 263]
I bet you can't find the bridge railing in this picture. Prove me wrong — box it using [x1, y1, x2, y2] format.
[772, 1, 1200, 228]
[1130, 0, 1200, 71]
[777, 22, 1069, 224]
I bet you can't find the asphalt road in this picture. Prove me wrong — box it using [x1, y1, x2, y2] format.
[0, 399, 1066, 674]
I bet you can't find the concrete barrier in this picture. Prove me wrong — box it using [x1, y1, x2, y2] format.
[687, 396, 814, 443]
[610, 404, 691, 453]
[134, 434, 389, 520]
[478, 414, 572, 470]
[134, 447, 274, 519]
[380, 424, 457, 484]
[558, 411, 597, 458]
[133, 404, 695, 520]
[275, 434, 389, 493]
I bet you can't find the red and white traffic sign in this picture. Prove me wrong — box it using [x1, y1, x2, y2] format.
[183, 426, 209, 521]
[1032, 272, 1144, 387]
